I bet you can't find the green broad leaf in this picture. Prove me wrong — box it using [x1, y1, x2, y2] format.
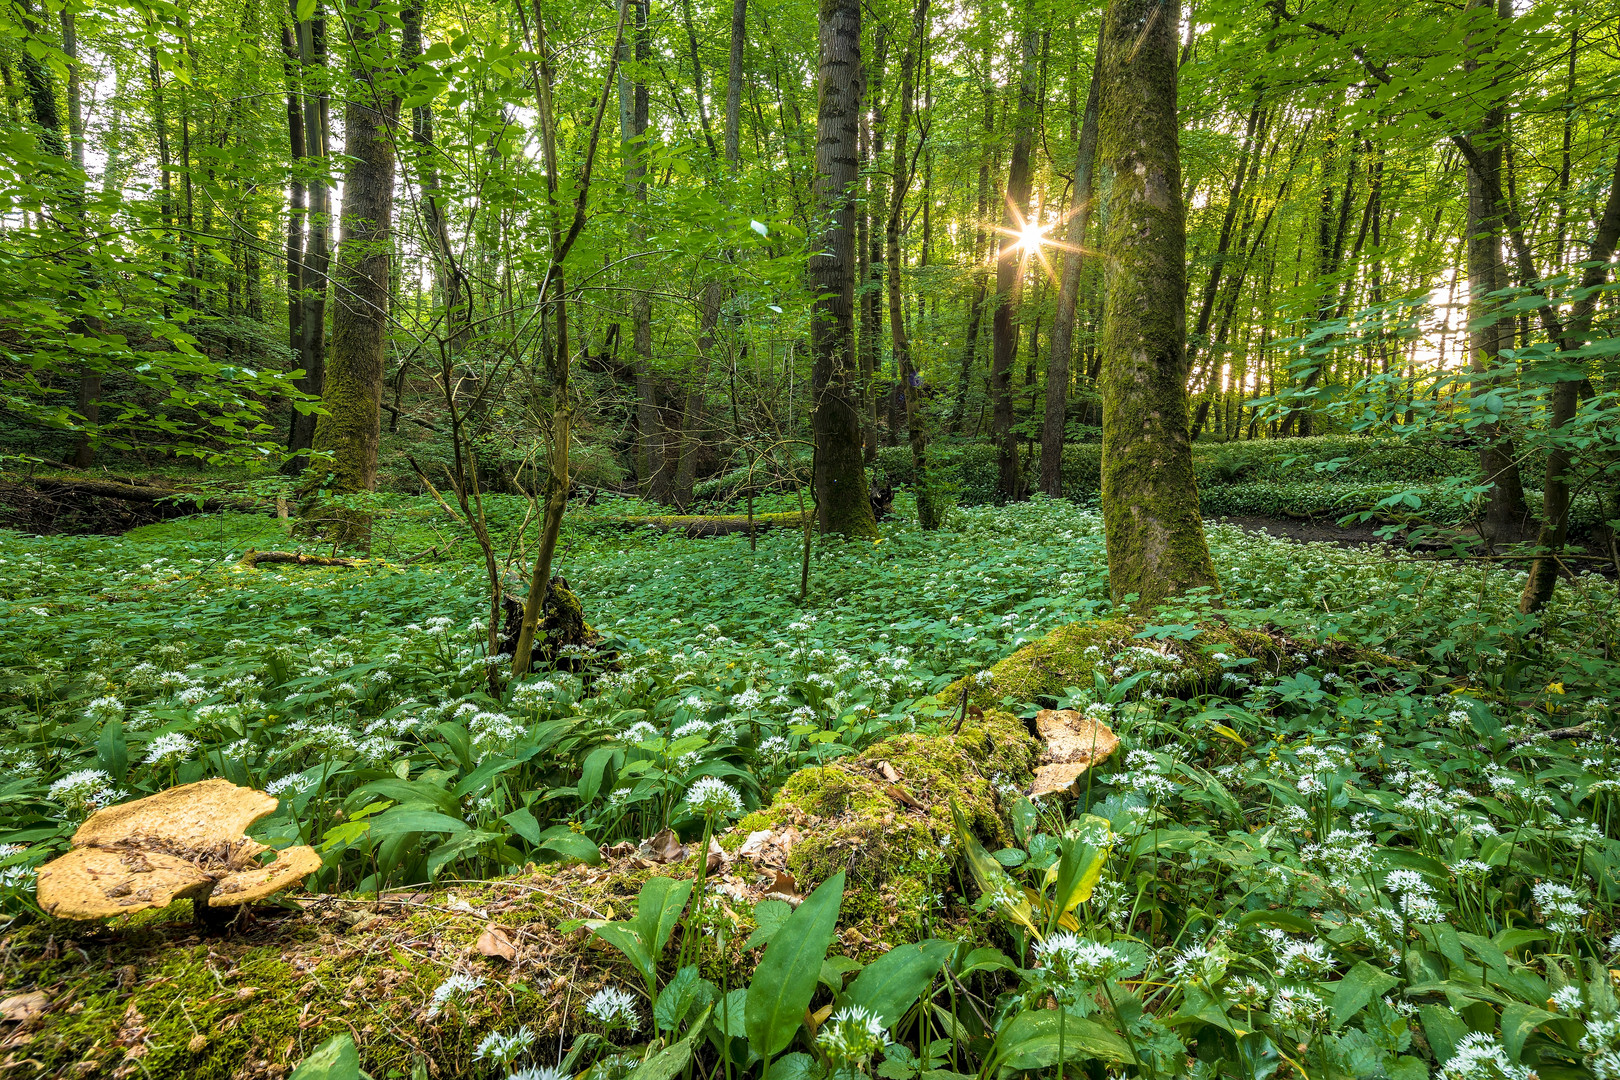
[368, 807, 468, 840]
[625, 1007, 709, 1080]
[842, 940, 952, 1028]
[631, 877, 694, 962]
[992, 1009, 1134, 1069]
[716, 987, 749, 1038]
[957, 947, 1015, 976]
[770, 1053, 816, 1080]
[1500, 1003, 1556, 1063]
[591, 922, 655, 988]
[294, 0, 317, 24]
[745, 870, 845, 1058]
[1235, 909, 1315, 934]
[1332, 961, 1401, 1026]
[743, 898, 793, 950]
[539, 831, 601, 865]
[502, 806, 543, 845]
[578, 745, 619, 805]
[653, 965, 717, 1034]
[1418, 1005, 1469, 1064]
[97, 719, 127, 783]
[425, 829, 498, 878]
[452, 756, 523, 798]
[1235, 1031, 1279, 1080]
[1387, 1055, 1428, 1080]
[1044, 816, 1112, 933]
[290, 1032, 362, 1080]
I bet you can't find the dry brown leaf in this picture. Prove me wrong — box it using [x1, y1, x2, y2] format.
[764, 869, 802, 902]
[706, 837, 728, 873]
[884, 784, 926, 812]
[0, 994, 47, 1023]
[641, 828, 688, 865]
[474, 924, 519, 962]
[877, 761, 902, 784]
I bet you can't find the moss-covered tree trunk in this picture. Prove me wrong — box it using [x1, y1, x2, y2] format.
[808, 0, 879, 538]
[302, 1, 396, 544]
[1096, 0, 1219, 609]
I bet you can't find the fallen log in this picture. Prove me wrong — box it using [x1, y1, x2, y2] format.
[236, 550, 363, 569]
[32, 477, 262, 514]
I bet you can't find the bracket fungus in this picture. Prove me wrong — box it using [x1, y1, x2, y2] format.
[35, 779, 321, 922]
[1027, 709, 1120, 799]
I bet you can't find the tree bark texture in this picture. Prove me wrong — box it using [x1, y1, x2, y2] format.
[1097, 0, 1219, 609]
[304, 2, 397, 543]
[286, 15, 330, 470]
[808, 0, 878, 538]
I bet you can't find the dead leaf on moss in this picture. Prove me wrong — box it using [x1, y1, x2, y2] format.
[0, 993, 47, 1023]
[706, 837, 728, 873]
[641, 829, 687, 864]
[475, 924, 519, 961]
[764, 870, 801, 903]
[877, 761, 902, 784]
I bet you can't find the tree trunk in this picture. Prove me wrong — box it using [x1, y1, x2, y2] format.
[617, 0, 662, 497]
[888, 0, 938, 528]
[1464, 0, 1531, 544]
[281, 23, 306, 446]
[948, 36, 994, 434]
[1519, 151, 1620, 613]
[808, 0, 878, 538]
[1097, 0, 1219, 609]
[1040, 52, 1101, 497]
[991, 26, 1039, 501]
[725, 0, 747, 168]
[285, 13, 329, 471]
[302, 0, 398, 544]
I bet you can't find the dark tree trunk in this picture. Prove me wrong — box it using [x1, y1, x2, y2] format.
[285, 13, 329, 472]
[1097, 0, 1219, 609]
[1040, 52, 1101, 497]
[888, 0, 938, 528]
[809, 0, 878, 537]
[990, 27, 1039, 501]
[1464, 0, 1531, 544]
[949, 36, 994, 434]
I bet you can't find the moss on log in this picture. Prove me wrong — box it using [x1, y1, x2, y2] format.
[0, 710, 1033, 1079]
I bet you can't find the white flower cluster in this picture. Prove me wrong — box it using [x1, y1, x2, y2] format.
[1532, 881, 1586, 934]
[1439, 1032, 1534, 1080]
[1385, 869, 1446, 924]
[427, 973, 484, 1018]
[685, 777, 742, 818]
[816, 1005, 888, 1065]
[584, 986, 640, 1033]
[48, 769, 124, 819]
[474, 1027, 537, 1067]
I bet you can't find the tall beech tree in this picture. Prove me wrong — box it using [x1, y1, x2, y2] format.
[807, 0, 878, 537]
[989, 24, 1039, 501]
[301, 0, 399, 542]
[1096, 0, 1218, 608]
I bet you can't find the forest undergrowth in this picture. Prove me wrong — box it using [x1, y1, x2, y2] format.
[1, 499, 1618, 1080]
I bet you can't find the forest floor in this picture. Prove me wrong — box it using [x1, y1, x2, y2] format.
[1, 480, 1618, 1079]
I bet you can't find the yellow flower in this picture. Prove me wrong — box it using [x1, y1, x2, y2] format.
[1547, 682, 1566, 695]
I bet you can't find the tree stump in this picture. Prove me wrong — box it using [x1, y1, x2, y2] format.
[496, 576, 609, 674]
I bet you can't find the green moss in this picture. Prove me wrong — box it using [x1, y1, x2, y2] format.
[943, 616, 1394, 709]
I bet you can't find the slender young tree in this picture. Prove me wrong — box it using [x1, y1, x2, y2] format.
[285, 11, 330, 472]
[887, 0, 938, 527]
[808, 0, 878, 537]
[990, 25, 1039, 501]
[1040, 51, 1100, 496]
[1096, 0, 1219, 609]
